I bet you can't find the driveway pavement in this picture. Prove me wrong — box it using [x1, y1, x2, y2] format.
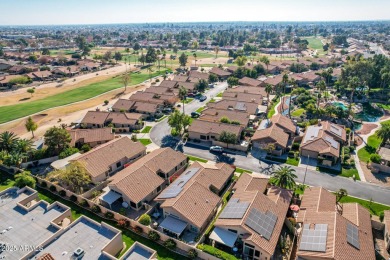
[149, 82, 390, 206]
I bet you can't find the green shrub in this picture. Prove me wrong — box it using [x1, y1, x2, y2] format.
[119, 207, 126, 215]
[379, 211, 385, 222]
[187, 249, 198, 259]
[155, 78, 160, 82]
[104, 100, 109, 105]
[105, 212, 114, 219]
[171, 128, 179, 136]
[148, 230, 160, 241]
[197, 244, 239, 260]
[91, 205, 101, 213]
[58, 190, 66, 196]
[292, 142, 300, 150]
[80, 144, 91, 153]
[370, 154, 382, 164]
[49, 185, 57, 192]
[139, 214, 151, 226]
[70, 195, 77, 202]
[79, 199, 88, 207]
[59, 147, 79, 159]
[164, 239, 177, 250]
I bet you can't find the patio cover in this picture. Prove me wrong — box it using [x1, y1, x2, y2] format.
[99, 189, 121, 206]
[159, 216, 187, 235]
[210, 227, 238, 248]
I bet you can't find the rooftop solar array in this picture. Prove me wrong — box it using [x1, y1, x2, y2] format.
[219, 198, 250, 219]
[346, 222, 360, 249]
[330, 124, 342, 137]
[244, 208, 277, 240]
[324, 136, 339, 149]
[299, 224, 328, 252]
[303, 126, 320, 143]
[158, 167, 200, 199]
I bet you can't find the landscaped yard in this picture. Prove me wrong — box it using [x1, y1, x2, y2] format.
[340, 167, 360, 180]
[286, 157, 299, 166]
[141, 126, 152, 133]
[195, 106, 205, 113]
[291, 108, 305, 117]
[183, 98, 194, 104]
[139, 138, 152, 146]
[235, 167, 252, 174]
[0, 69, 169, 124]
[0, 172, 15, 191]
[187, 155, 208, 163]
[216, 92, 223, 97]
[268, 98, 280, 118]
[338, 195, 390, 216]
[357, 132, 382, 162]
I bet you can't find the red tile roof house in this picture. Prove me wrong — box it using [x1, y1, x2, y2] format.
[80, 111, 144, 132]
[26, 70, 54, 81]
[300, 121, 347, 166]
[209, 67, 232, 80]
[154, 162, 234, 238]
[106, 148, 188, 211]
[70, 137, 146, 184]
[188, 119, 244, 149]
[52, 65, 80, 77]
[210, 173, 292, 259]
[296, 187, 375, 260]
[252, 114, 298, 156]
[199, 108, 251, 127]
[238, 77, 262, 87]
[207, 99, 259, 116]
[68, 128, 115, 149]
[111, 99, 163, 119]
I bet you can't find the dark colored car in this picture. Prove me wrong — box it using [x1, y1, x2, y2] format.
[191, 112, 200, 118]
[199, 95, 207, 102]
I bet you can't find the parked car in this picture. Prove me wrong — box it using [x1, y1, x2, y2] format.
[162, 108, 172, 113]
[188, 93, 195, 97]
[210, 146, 223, 153]
[191, 112, 200, 118]
[208, 83, 214, 88]
[199, 95, 207, 102]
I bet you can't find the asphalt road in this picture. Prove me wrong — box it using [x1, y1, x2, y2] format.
[150, 82, 390, 206]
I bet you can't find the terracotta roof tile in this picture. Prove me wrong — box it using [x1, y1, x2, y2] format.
[68, 128, 114, 147]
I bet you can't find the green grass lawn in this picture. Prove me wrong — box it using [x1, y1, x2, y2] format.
[156, 115, 168, 122]
[235, 167, 253, 174]
[338, 195, 390, 216]
[357, 132, 382, 162]
[0, 69, 168, 124]
[0, 172, 15, 191]
[216, 92, 223, 97]
[286, 157, 299, 166]
[187, 155, 208, 163]
[141, 126, 152, 133]
[139, 138, 152, 146]
[340, 167, 360, 180]
[183, 98, 194, 104]
[291, 108, 305, 117]
[268, 99, 280, 118]
[196, 107, 205, 113]
[304, 37, 326, 55]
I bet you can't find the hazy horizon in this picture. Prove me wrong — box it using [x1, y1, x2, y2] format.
[1, 0, 390, 26]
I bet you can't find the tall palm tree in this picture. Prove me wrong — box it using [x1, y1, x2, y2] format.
[0, 131, 19, 153]
[271, 166, 297, 189]
[214, 46, 220, 58]
[16, 139, 33, 154]
[317, 80, 327, 99]
[178, 86, 188, 114]
[348, 76, 360, 118]
[377, 124, 390, 146]
[193, 53, 197, 66]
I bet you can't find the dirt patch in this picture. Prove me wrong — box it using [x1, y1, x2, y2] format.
[356, 123, 378, 135]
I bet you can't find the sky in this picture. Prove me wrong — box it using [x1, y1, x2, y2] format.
[1, 0, 390, 25]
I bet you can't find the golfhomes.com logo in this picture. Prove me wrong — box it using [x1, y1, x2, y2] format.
[0, 243, 43, 252]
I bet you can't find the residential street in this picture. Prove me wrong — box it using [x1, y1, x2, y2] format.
[150, 82, 390, 206]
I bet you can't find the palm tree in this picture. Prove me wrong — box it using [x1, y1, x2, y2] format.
[25, 116, 38, 138]
[348, 76, 360, 117]
[271, 166, 297, 189]
[170, 55, 174, 68]
[193, 53, 197, 66]
[15, 139, 33, 155]
[317, 80, 327, 100]
[336, 188, 348, 203]
[214, 46, 220, 58]
[377, 124, 390, 146]
[178, 86, 188, 114]
[0, 131, 19, 153]
[147, 67, 153, 80]
[260, 56, 270, 73]
[236, 56, 247, 67]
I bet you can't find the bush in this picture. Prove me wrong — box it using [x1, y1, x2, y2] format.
[91, 205, 101, 213]
[79, 199, 88, 207]
[292, 142, 300, 150]
[171, 128, 179, 137]
[119, 207, 126, 216]
[379, 211, 385, 222]
[70, 195, 77, 202]
[288, 217, 296, 226]
[187, 249, 198, 259]
[148, 230, 160, 241]
[370, 154, 382, 164]
[349, 146, 355, 152]
[139, 214, 151, 226]
[59, 147, 79, 159]
[134, 226, 143, 234]
[58, 190, 66, 196]
[104, 100, 109, 105]
[155, 78, 160, 82]
[40, 181, 47, 188]
[105, 212, 114, 219]
[288, 151, 295, 158]
[81, 144, 91, 153]
[49, 185, 57, 192]
[14, 171, 36, 188]
[197, 244, 238, 260]
[164, 239, 177, 250]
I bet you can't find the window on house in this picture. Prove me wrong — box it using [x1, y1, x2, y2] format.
[130, 201, 136, 208]
[97, 141, 101, 144]
[200, 135, 207, 140]
[254, 250, 260, 257]
[211, 135, 216, 139]
[157, 186, 161, 192]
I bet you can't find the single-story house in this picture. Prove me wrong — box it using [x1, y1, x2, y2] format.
[238, 77, 262, 87]
[199, 108, 250, 127]
[68, 128, 115, 148]
[188, 119, 243, 144]
[80, 111, 144, 131]
[209, 67, 232, 80]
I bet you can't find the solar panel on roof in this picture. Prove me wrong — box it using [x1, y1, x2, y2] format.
[346, 222, 360, 249]
[299, 224, 328, 252]
[219, 199, 250, 219]
[330, 125, 342, 136]
[158, 168, 200, 199]
[324, 136, 339, 149]
[244, 208, 277, 241]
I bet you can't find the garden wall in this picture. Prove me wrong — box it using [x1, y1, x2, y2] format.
[21, 156, 58, 168]
[35, 176, 219, 260]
